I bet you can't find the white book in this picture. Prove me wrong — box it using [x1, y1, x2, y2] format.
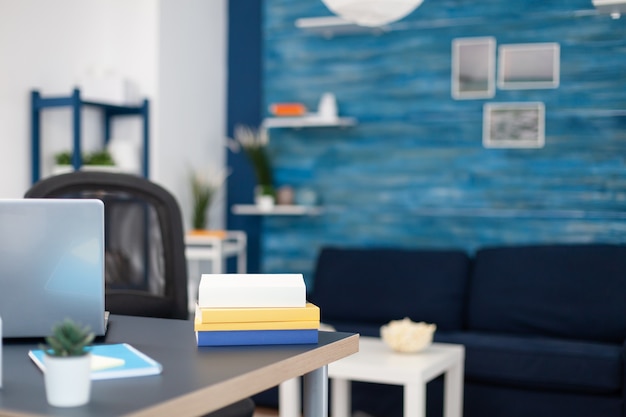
[198, 274, 306, 308]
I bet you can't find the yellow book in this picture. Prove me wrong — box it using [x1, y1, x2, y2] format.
[194, 318, 320, 331]
[197, 302, 320, 324]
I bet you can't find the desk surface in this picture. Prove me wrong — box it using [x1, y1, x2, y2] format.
[0, 315, 358, 417]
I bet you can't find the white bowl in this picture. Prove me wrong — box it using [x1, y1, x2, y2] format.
[380, 317, 436, 353]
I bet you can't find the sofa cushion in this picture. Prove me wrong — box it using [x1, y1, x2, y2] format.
[435, 331, 623, 394]
[309, 247, 470, 331]
[462, 380, 623, 417]
[467, 244, 626, 343]
[320, 319, 383, 338]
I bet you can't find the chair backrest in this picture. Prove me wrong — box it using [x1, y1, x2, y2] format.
[25, 171, 188, 320]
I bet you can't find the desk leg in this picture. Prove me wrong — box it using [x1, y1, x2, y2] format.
[444, 361, 464, 417]
[237, 232, 247, 273]
[187, 260, 201, 313]
[237, 249, 247, 273]
[331, 378, 350, 417]
[279, 377, 301, 417]
[213, 240, 224, 274]
[303, 365, 328, 417]
[404, 382, 425, 417]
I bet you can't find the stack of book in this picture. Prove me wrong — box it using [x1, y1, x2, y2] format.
[195, 274, 320, 346]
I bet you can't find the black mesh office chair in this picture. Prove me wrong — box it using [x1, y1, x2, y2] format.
[25, 171, 189, 319]
[25, 171, 255, 417]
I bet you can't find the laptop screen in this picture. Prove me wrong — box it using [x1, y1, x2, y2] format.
[0, 199, 106, 338]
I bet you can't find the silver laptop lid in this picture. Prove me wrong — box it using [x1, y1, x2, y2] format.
[0, 199, 105, 338]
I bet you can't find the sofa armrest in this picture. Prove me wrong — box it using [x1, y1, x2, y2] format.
[622, 340, 626, 416]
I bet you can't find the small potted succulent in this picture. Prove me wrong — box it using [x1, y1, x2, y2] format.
[41, 319, 95, 407]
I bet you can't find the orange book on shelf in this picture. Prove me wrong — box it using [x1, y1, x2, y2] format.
[269, 103, 307, 117]
[187, 230, 228, 239]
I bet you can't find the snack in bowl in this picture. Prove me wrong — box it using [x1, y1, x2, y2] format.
[380, 317, 436, 353]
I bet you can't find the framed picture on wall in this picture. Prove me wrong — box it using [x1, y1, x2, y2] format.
[498, 43, 560, 89]
[483, 102, 545, 148]
[451, 37, 496, 99]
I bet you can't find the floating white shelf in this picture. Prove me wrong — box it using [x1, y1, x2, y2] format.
[232, 204, 322, 216]
[295, 16, 390, 38]
[262, 115, 357, 129]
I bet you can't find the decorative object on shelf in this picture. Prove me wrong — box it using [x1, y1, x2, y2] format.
[79, 69, 141, 106]
[317, 92, 338, 120]
[295, 187, 319, 207]
[190, 168, 228, 231]
[380, 317, 436, 353]
[54, 150, 116, 166]
[255, 186, 275, 211]
[40, 319, 95, 407]
[83, 150, 116, 166]
[263, 92, 357, 129]
[321, 0, 424, 27]
[276, 185, 295, 205]
[270, 102, 308, 117]
[229, 125, 275, 207]
[53, 150, 119, 175]
[107, 137, 141, 173]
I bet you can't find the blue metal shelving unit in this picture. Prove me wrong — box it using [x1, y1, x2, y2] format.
[30, 88, 150, 183]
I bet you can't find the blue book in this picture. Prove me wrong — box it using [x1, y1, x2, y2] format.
[29, 343, 162, 380]
[196, 329, 318, 346]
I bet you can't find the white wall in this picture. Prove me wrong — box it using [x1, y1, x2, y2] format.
[157, 0, 228, 230]
[0, 0, 227, 229]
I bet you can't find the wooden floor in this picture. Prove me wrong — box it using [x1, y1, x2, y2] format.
[253, 408, 375, 417]
[253, 407, 279, 417]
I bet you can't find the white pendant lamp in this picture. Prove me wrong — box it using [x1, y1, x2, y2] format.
[321, 0, 424, 27]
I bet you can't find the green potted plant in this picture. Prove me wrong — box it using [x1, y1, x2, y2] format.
[230, 124, 275, 209]
[54, 151, 72, 166]
[41, 319, 95, 407]
[189, 168, 228, 233]
[53, 149, 117, 175]
[83, 150, 115, 166]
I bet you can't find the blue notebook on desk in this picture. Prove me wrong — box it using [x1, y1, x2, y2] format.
[29, 343, 162, 380]
[196, 329, 318, 346]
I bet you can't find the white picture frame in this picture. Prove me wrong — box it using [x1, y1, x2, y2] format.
[451, 37, 496, 99]
[498, 43, 560, 89]
[483, 102, 545, 148]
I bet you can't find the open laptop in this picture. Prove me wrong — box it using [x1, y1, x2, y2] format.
[0, 199, 107, 338]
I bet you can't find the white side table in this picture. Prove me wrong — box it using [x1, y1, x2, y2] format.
[185, 231, 247, 312]
[279, 337, 464, 417]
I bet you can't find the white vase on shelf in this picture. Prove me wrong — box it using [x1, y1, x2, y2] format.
[254, 185, 276, 211]
[255, 194, 275, 211]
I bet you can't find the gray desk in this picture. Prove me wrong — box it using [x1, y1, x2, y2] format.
[0, 315, 359, 417]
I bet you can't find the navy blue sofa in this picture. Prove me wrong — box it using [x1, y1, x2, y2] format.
[254, 243, 626, 417]
[310, 244, 626, 417]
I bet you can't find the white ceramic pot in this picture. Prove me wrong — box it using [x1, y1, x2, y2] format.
[254, 185, 276, 211]
[44, 353, 92, 407]
[255, 194, 275, 211]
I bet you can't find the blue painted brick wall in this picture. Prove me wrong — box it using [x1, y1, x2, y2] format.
[261, 0, 626, 287]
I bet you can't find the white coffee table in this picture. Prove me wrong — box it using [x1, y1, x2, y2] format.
[279, 337, 464, 417]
